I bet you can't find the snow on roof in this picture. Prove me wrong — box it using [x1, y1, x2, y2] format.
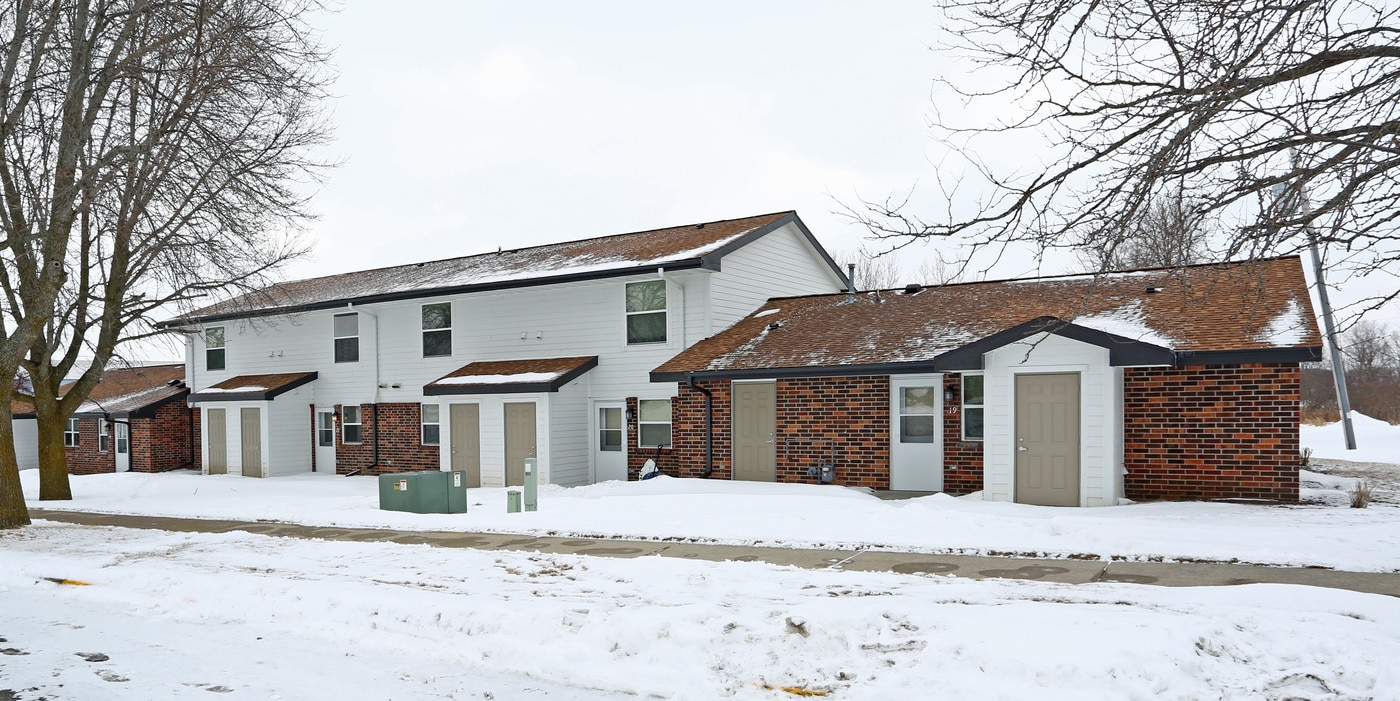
[173, 212, 800, 323]
[433, 372, 562, 386]
[654, 257, 1322, 377]
[192, 385, 269, 394]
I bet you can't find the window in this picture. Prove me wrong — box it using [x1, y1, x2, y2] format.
[422, 303, 451, 357]
[205, 326, 226, 371]
[599, 407, 622, 452]
[899, 387, 938, 444]
[64, 418, 79, 447]
[317, 411, 334, 447]
[421, 404, 440, 445]
[98, 419, 110, 453]
[115, 423, 129, 454]
[637, 399, 672, 448]
[962, 375, 985, 441]
[333, 313, 359, 363]
[625, 280, 666, 344]
[342, 405, 362, 444]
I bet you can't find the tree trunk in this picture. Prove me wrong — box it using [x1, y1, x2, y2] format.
[0, 406, 33, 529]
[36, 412, 73, 501]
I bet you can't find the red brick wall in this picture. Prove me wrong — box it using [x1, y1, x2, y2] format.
[672, 384, 730, 479]
[942, 373, 984, 495]
[334, 403, 440, 475]
[776, 376, 890, 488]
[67, 418, 115, 475]
[1122, 363, 1301, 502]
[626, 396, 679, 480]
[130, 402, 197, 473]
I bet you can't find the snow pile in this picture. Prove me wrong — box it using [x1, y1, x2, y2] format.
[21, 469, 1400, 571]
[1301, 411, 1399, 464]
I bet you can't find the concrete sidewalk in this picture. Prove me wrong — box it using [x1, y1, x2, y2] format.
[29, 508, 1400, 597]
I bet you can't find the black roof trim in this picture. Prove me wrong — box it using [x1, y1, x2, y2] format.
[1174, 347, 1322, 366]
[933, 316, 1177, 370]
[424, 357, 598, 396]
[189, 372, 318, 402]
[652, 360, 940, 383]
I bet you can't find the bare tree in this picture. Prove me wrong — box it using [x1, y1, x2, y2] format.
[1342, 320, 1396, 370]
[0, 0, 333, 527]
[850, 1, 1400, 313]
[841, 247, 903, 290]
[1079, 191, 1211, 272]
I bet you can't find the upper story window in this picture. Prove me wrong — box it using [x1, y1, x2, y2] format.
[333, 313, 359, 363]
[205, 326, 226, 371]
[64, 418, 80, 447]
[638, 399, 672, 448]
[422, 302, 452, 357]
[962, 374, 985, 441]
[626, 280, 666, 344]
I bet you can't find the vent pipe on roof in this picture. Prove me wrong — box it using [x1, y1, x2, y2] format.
[847, 263, 856, 302]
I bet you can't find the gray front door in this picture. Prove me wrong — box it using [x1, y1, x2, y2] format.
[207, 408, 227, 475]
[732, 382, 776, 482]
[503, 402, 536, 487]
[240, 407, 263, 478]
[450, 403, 482, 488]
[1015, 373, 1080, 506]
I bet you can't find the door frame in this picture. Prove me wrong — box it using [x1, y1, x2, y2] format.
[503, 401, 538, 487]
[206, 407, 228, 475]
[448, 402, 482, 488]
[113, 419, 130, 473]
[240, 406, 264, 478]
[889, 374, 944, 491]
[1012, 371, 1082, 506]
[730, 379, 777, 482]
[314, 407, 336, 473]
[592, 401, 627, 483]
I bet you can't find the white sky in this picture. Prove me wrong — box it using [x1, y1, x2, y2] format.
[133, 1, 1397, 361]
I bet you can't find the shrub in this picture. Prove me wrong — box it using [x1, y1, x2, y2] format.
[1349, 480, 1373, 509]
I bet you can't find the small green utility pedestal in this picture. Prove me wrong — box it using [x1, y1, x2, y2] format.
[378, 471, 469, 514]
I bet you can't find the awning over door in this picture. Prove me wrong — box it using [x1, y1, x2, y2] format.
[424, 356, 598, 396]
[188, 372, 318, 402]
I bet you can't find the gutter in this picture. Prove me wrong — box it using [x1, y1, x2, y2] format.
[688, 374, 714, 478]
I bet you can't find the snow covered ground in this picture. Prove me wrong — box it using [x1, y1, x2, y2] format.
[4, 522, 1400, 700]
[4, 416, 1397, 699]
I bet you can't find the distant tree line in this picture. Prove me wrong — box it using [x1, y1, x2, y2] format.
[1303, 321, 1400, 425]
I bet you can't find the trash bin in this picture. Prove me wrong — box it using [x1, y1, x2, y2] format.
[378, 471, 468, 514]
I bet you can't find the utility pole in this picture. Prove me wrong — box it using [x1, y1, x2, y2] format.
[1301, 194, 1358, 450]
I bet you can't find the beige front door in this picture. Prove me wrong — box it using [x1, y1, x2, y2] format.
[1015, 373, 1080, 506]
[207, 408, 227, 475]
[503, 402, 536, 487]
[240, 407, 263, 478]
[450, 403, 482, 488]
[732, 381, 776, 482]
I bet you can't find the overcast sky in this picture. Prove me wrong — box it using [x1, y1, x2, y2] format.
[140, 0, 1393, 362]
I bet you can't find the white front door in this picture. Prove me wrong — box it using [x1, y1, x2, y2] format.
[594, 403, 627, 482]
[890, 375, 943, 491]
[114, 422, 130, 473]
[315, 408, 336, 473]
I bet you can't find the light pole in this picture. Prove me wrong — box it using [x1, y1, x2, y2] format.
[1289, 186, 1357, 450]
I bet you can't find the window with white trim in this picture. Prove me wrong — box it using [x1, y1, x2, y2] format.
[333, 313, 359, 363]
[421, 404, 440, 445]
[422, 303, 452, 357]
[898, 387, 938, 443]
[599, 407, 622, 452]
[625, 280, 666, 344]
[342, 405, 362, 444]
[637, 399, 672, 448]
[962, 374, 984, 441]
[98, 419, 110, 453]
[64, 418, 80, 447]
[205, 326, 226, 371]
[115, 422, 129, 454]
[317, 411, 335, 447]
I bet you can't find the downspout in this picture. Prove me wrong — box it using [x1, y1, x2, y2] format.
[688, 374, 714, 478]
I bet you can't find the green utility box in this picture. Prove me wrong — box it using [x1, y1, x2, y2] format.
[378, 471, 469, 514]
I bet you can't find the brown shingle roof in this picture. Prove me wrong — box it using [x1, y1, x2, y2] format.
[169, 211, 810, 325]
[425, 357, 599, 395]
[187, 372, 318, 401]
[654, 256, 1323, 379]
[11, 364, 191, 417]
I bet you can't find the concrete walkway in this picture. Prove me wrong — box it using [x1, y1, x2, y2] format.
[29, 509, 1400, 597]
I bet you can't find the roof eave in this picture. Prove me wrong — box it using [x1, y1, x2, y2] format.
[188, 372, 317, 402]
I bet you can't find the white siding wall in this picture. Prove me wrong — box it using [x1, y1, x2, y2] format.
[548, 377, 589, 487]
[13, 418, 38, 470]
[982, 333, 1121, 507]
[441, 393, 550, 488]
[709, 222, 846, 330]
[267, 386, 312, 476]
